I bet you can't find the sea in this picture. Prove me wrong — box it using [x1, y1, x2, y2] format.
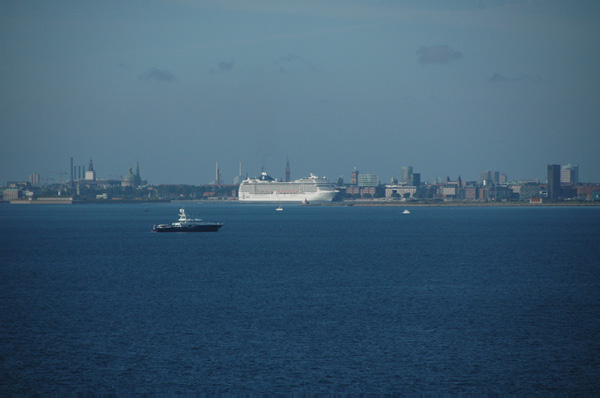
[1, 203, 599, 395]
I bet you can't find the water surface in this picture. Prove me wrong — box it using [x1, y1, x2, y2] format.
[1, 204, 599, 394]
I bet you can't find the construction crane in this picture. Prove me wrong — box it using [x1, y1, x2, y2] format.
[41, 177, 54, 185]
[48, 171, 67, 184]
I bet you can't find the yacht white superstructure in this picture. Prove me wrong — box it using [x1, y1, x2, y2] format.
[238, 172, 337, 202]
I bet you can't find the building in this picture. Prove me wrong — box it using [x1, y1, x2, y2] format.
[285, 157, 290, 182]
[346, 185, 383, 198]
[513, 182, 542, 200]
[357, 174, 378, 187]
[85, 159, 96, 181]
[385, 185, 417, 199]
[2, 188, 21, 201]
[409, 173, 421, 187]
[122, 166, 136, 187]
[464, 186, 478, 201]
[400, 166, 413, 184]
[480, 170, 500, 186]
[350, 168, 359, 185]
[121, 162, 143, 188]
[440, 176, 463, 200]
[547, 164, 561, 199]
[561, 164, 579, 184]
[29, 173, 40, 186]
[576, 184, 600, 201]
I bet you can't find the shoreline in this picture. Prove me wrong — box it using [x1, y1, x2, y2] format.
[5, 199, 598, 207]
[306, 201, 600, 207]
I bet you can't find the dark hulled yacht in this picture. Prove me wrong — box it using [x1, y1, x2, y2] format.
[152, 208, 223, 232]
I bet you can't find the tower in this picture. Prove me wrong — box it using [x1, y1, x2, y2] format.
[547, 164, 561, 199]
[134, 161, 142, 187]
[285, 157, 290, 182]
[233, 162, 244, 185]
[85, 158, 96, 181]
[216, 162, 221, 185]
[350, 168, 359, 185]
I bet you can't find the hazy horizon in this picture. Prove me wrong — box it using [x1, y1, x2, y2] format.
[2, 1, 599, 185]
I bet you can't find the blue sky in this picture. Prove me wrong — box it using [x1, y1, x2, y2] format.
[1, 1, 599, 185]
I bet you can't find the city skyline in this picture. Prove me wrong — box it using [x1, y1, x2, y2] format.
[4, 155, 591, 187]
[1, 2, 599, 185]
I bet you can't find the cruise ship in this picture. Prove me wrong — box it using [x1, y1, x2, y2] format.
[238, 172, 338, 203]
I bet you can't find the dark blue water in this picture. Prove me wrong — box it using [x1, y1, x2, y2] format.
[1, 203, 599, 394]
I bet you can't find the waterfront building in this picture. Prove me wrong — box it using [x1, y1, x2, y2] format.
[357, 174, 379, 187]
[464, 186, 478, 201]
[346, 185, 383, 198]
[577, 184, 600, 201]
[29, 173, 40, 186]
[561, 164, 579, 184]
[385, 185, 417, 199]
[513, 182, 542, 200]
[3, 188, 21, 201]
[547, 164, 561, 199]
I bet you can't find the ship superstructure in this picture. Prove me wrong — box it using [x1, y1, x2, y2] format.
[238, 172, 337, 202]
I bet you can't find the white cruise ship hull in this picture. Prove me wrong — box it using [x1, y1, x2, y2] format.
[239, 190, 337, 203]
[238, 172, 338, 203]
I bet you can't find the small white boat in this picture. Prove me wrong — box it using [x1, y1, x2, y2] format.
[402, 209, 411, 214]
[276, 206, 283, 211]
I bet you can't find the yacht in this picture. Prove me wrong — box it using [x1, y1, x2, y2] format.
[153, 208, 223, 232]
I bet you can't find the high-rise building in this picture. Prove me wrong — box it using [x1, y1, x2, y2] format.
[357, 174, 379, 187]
[480, 170, 500, 186]
[561, 164, 579, 184]
[409, 173, 421, 187]
[547, 164, 561, 199]
[29, 173, 40, 186]
[400, 166, 413, 184]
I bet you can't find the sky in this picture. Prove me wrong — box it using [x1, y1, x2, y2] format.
[1, 0, 599, 185]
